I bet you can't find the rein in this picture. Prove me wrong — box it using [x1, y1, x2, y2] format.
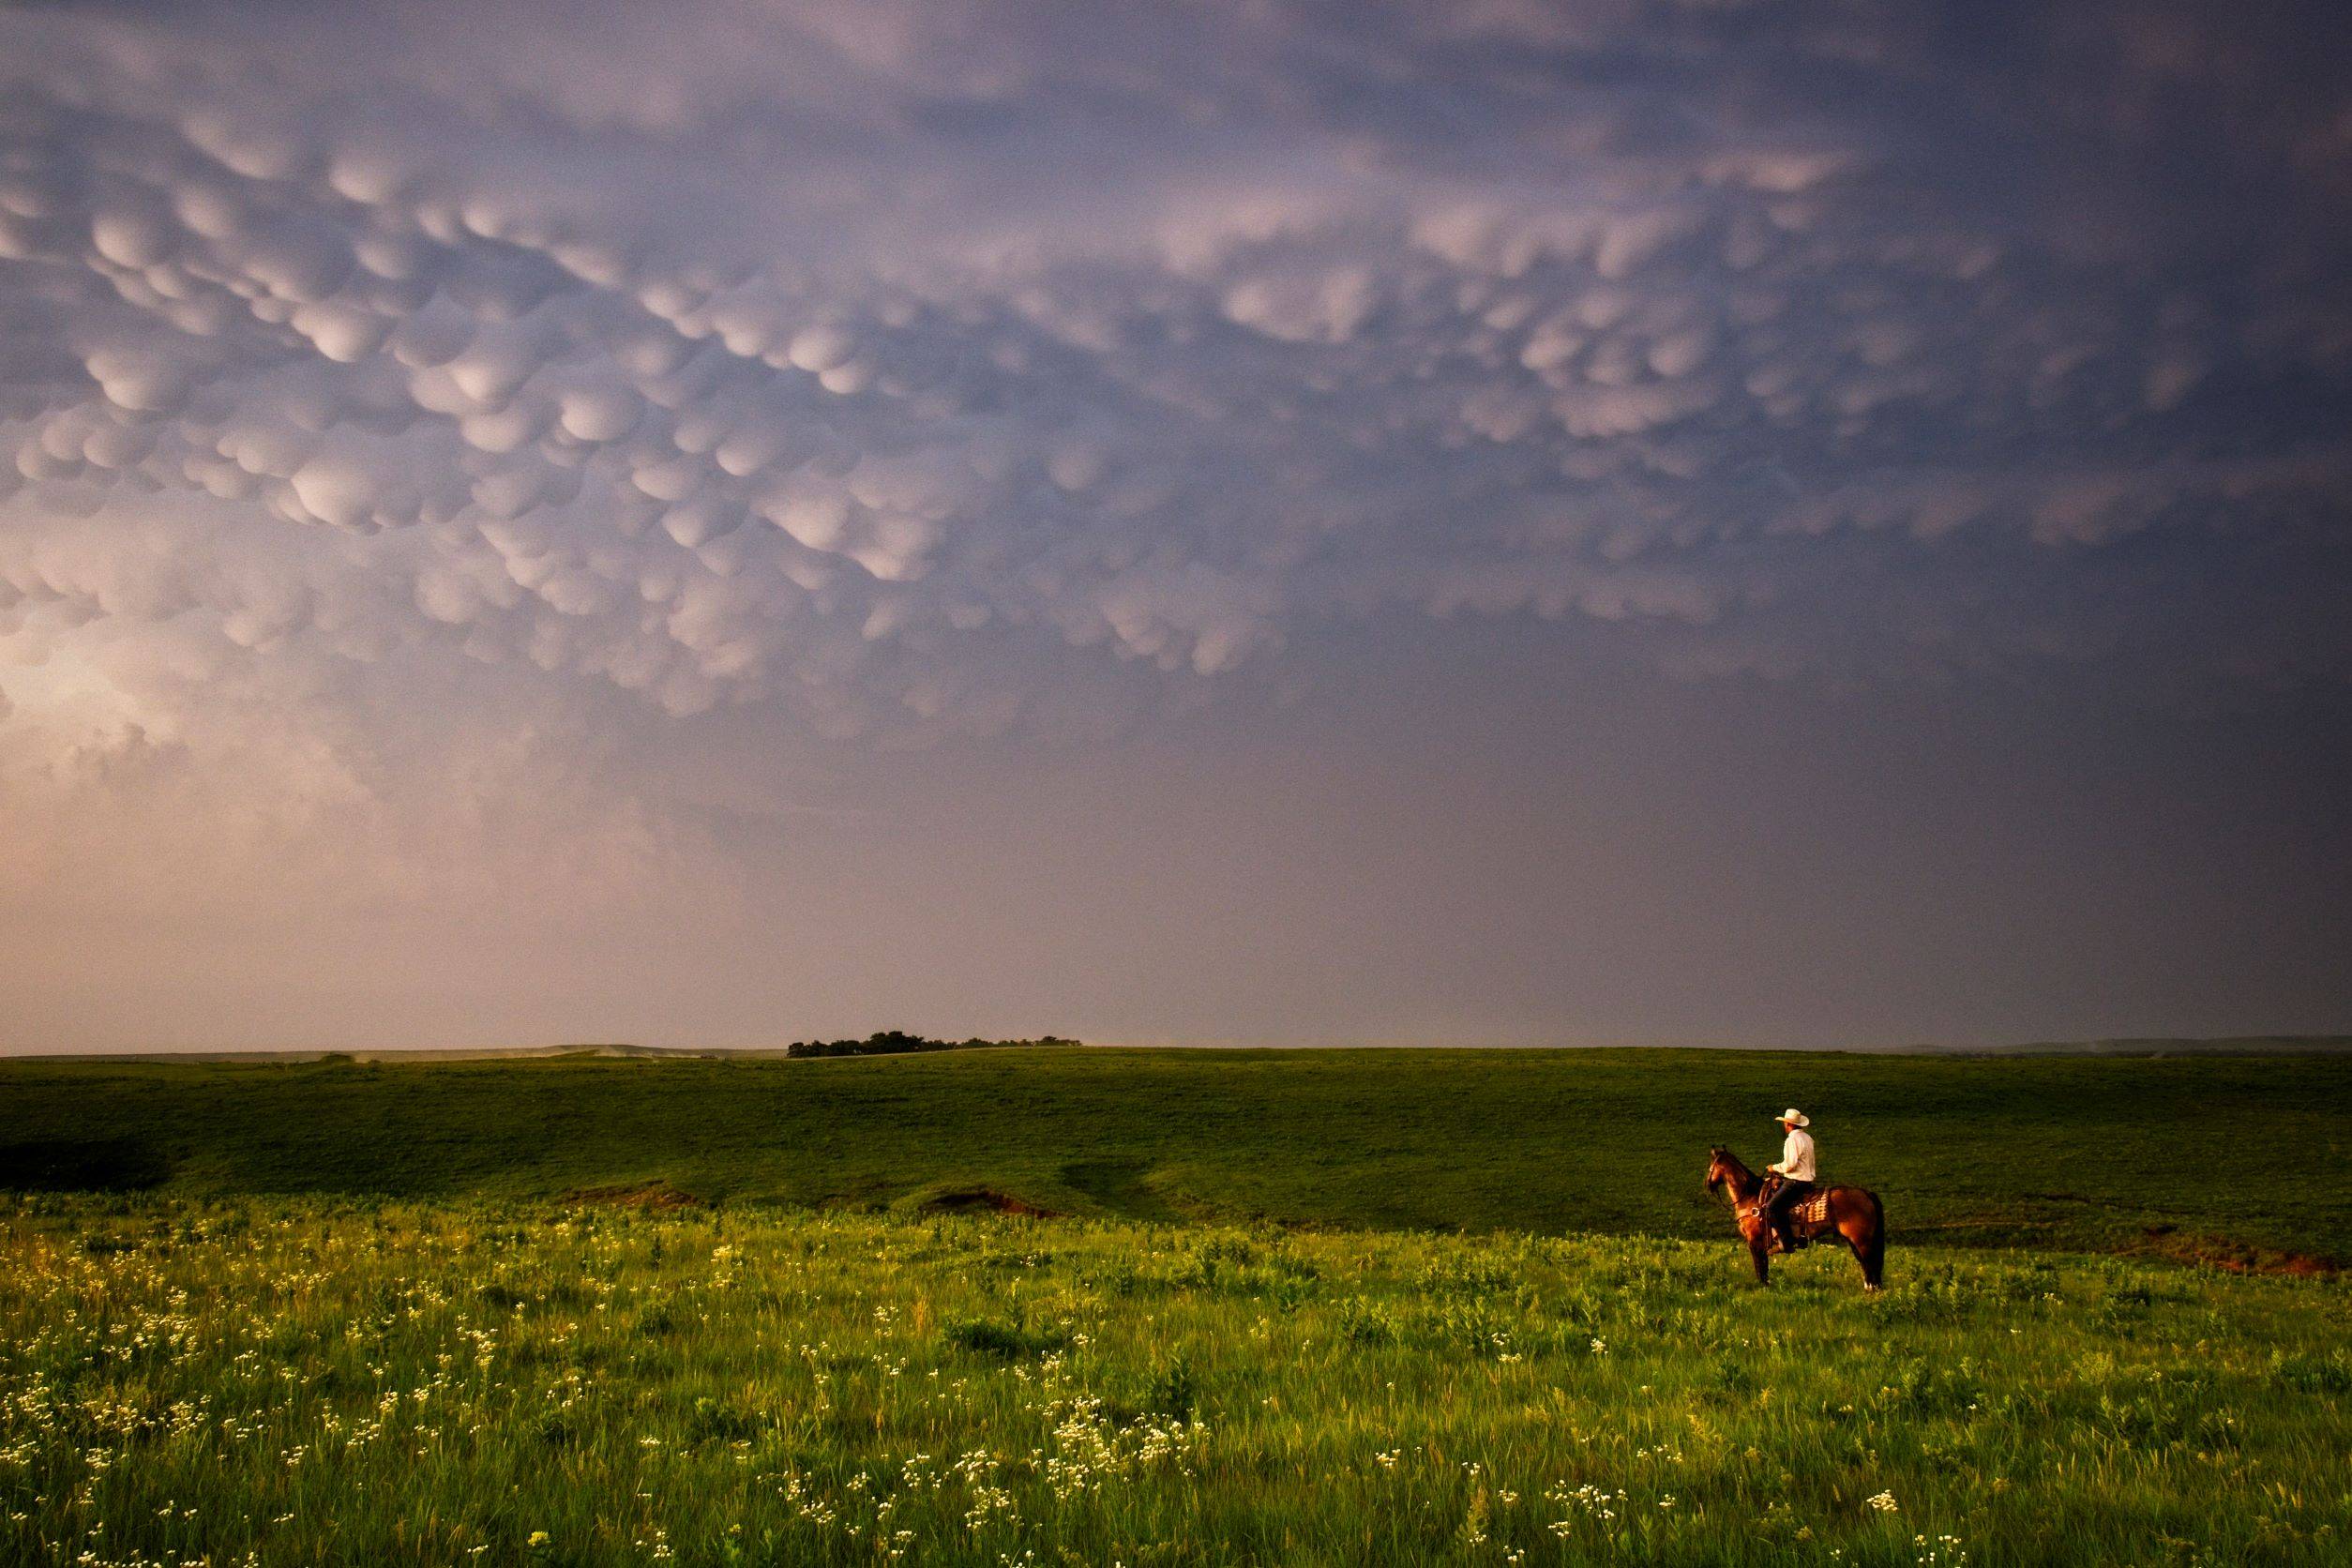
[1708, 1149, 1784, 1227]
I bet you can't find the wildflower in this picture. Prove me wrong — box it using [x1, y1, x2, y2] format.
[527, 1530, 551, 1547]
[1867, 1490, 1899, 1515]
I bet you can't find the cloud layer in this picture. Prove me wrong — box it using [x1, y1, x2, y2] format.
[2, 0, 2348, 1047]
[7, 0, 2347, 744]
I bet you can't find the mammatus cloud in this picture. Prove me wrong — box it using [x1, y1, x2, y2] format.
[1, 0, 2349, 962]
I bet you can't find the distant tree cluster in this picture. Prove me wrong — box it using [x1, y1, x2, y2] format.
[779, 1031, 1081, 1059]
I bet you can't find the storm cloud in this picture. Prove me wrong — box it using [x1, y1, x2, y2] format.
[3, 0, 2347, 1049]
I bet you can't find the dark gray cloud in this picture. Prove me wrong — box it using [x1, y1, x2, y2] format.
[1, 0, 2346, 1048]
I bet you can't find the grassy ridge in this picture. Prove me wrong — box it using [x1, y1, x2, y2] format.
[4, 1197, 2347, 1567]
[5, 1048, 2348, 1259]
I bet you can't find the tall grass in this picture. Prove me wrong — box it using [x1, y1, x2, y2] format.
[2, 1197, 2344, 1565]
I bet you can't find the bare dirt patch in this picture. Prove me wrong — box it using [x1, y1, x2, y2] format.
[2140, 1228, 2338, 1277]
[562, 1181, 702, 1211]
[922, 1187, 1062, 1218]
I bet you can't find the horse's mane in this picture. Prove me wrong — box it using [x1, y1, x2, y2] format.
[1708, 1145, 1765, 1199]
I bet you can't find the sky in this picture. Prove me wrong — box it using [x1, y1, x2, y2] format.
[2, 0, 2348, 1052]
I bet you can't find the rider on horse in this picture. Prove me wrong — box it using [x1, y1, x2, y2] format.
[1763, 1108, 1817, 1252]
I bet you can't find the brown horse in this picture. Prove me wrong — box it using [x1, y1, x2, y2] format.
[1704, 1146, 1885, 1291]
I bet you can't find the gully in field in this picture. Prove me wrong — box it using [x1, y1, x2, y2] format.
[1705, 1111, 1887, 1291]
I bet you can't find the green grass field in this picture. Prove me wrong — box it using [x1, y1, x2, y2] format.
[5, 1048, 2348, 1259]
[4, 1048, 2348, 1565]
[4, 1199, 2347, 1567]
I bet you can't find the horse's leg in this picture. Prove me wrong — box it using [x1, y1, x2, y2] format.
[1836, 1201, 1884, 1292]
[1841, 1226, 1872, 1290]
[1749, 1238, 1771, 1285]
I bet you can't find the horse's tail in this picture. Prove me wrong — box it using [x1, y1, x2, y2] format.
[1861, 1189, 1886, 1289]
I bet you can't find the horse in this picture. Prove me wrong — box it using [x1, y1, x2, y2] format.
[1704, 1145, 1885, 1291]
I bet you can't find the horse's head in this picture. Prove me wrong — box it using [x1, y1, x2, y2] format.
[1704, 1144, 1730, 1192]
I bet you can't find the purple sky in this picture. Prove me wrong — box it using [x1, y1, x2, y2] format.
[3, 0, 2347, 1050]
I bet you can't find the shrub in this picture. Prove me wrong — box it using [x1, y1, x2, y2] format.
[1414, 1257, 1516, 1298]
[1143, 1355, 1199, 1421]
[1337, 1297, 1399, 1348]
[944, 1316, 1069, 1359]
[1195, 1235, 1259, 1268]
[2270, 1349, 2352, 1395]
[689, 1395, 761, 1441]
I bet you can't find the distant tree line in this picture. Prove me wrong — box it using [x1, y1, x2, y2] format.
[779, 1031, 1082, 1059]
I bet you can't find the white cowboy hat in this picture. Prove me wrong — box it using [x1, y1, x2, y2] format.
[1776, 1108, 1810, 1126]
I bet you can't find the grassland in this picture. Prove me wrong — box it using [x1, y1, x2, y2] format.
[4, 1197, 2347, 1567]
[4, 1049, 2347, 1564]
[5, 1048, 2348, 1260]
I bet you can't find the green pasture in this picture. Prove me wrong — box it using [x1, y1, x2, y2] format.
[3, 1198, 2346, 1567]
[4, 1048, 2347, 1260]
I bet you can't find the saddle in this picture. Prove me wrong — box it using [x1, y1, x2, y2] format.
[1757, 1177, 1834, 1251]
[1788, 1189, 1832, 1227]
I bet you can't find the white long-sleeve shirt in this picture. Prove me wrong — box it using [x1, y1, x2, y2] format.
[1771, 1128, 1817, 1183]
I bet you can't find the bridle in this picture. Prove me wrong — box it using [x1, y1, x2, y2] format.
[1706, 1153, 1769, 1226]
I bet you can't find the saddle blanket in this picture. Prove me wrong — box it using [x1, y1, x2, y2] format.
[1790, 1190, 1832, 1227]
